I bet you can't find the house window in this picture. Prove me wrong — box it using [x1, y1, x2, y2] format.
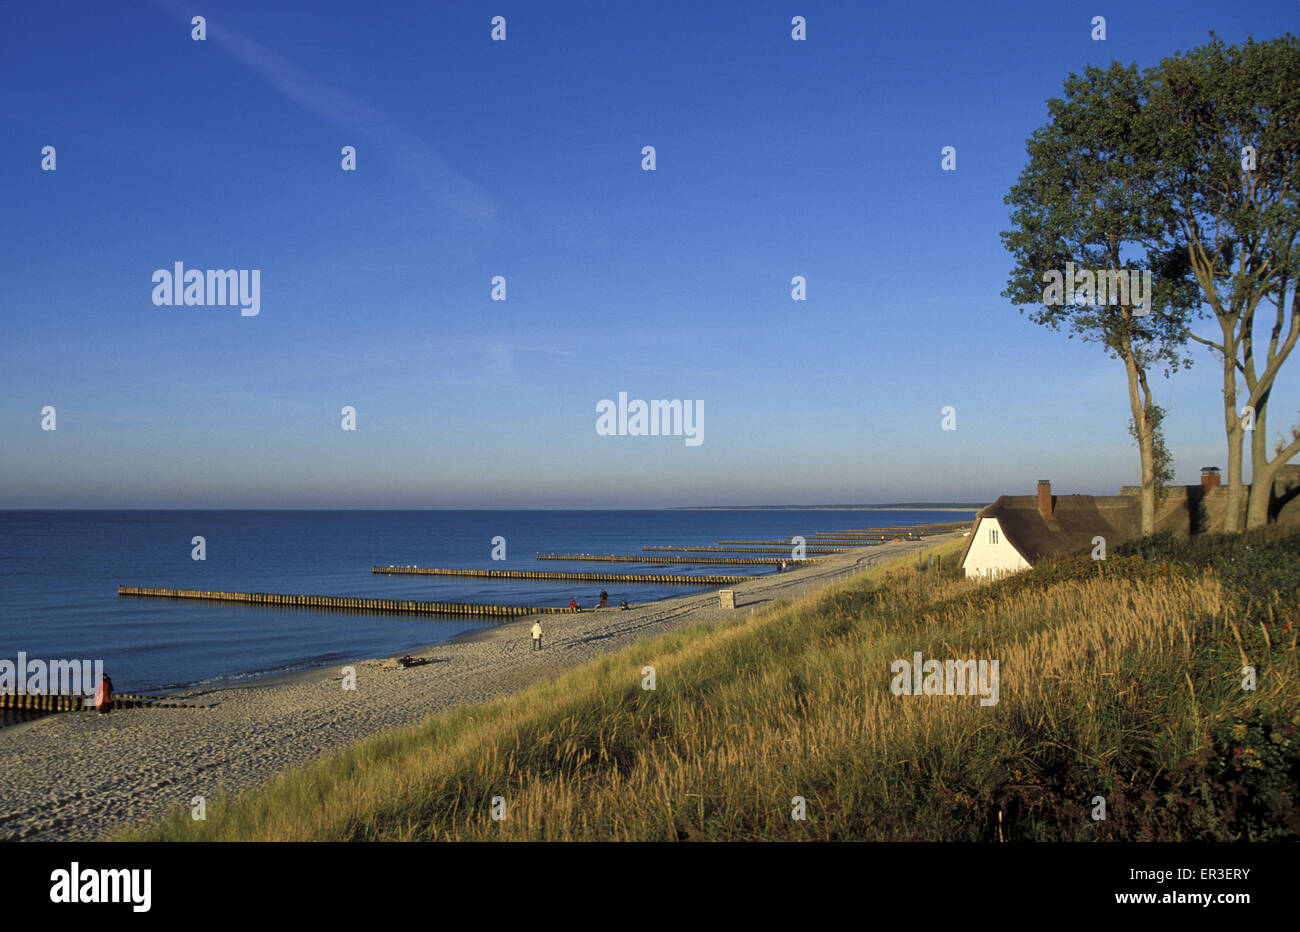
[989, 528, 999, 545]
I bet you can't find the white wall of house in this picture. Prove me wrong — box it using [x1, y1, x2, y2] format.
[962, 517, 1031, 578]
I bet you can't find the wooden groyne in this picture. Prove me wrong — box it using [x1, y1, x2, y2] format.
[813, 530, 918, 536]
[0, 692, 209, 712]
[715, 539, 886, 547]
[0, 693, 89, 712]
[814, 528, 928, 534]
[641, 545, 848, 554]
[118, 586, 570, 618]
[536, 554, 823, 566]
[112, 692, 212, 709]
[815, 522, 968, 535]
[717, 539, 811, 546]
[813, 530, 915, 536]
[373, 566, 752, 585]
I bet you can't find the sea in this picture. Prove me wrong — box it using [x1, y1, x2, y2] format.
[0, 509, 973, 699]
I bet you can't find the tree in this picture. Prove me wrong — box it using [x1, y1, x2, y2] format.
[1002, 63, 1193, 534]
[1129, 403, 1176, 501]
[1146, 35, 1300, 529]
[1246, 280, 1300, 526]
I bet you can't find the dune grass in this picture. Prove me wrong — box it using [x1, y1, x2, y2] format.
[115, 531, 1300, 841]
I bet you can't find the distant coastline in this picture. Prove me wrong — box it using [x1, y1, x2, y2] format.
[666, 504, 986, 511]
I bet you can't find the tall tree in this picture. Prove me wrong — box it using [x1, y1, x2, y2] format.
[1247, 276, 1300, 526]
[1146, 35, 1300, 529]
[1002, 63, 1193, 534]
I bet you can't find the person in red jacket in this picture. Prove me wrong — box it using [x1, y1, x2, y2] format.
[95, 674, 114, 715]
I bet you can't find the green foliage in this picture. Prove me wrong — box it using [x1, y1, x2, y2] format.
[1001, 61, 1193, 370]
[1114, 526, 1300, 615]
[1148, 33, 1300, 322]
[1096, 709, 1300, 841]
[1128, 403, 1176, 496]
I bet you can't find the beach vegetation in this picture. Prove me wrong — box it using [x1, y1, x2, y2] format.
[117, 531, 1300, 841]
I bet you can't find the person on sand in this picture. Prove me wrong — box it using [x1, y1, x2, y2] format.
[531, 621, 543, 651]
[620, 599, 629, 610]
[568, 598, 579, 612]
[95, 674, 114, 715]
[599, 589, 608, 608]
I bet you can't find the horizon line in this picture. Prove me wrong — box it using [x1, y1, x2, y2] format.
[0, 504, 988, 512]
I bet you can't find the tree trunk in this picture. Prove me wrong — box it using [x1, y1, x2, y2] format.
[1246, 456, 1275, 528]
[1224, 394, 1244, 532]
[1123, 348, 1157, 534]
[1245, 386, 1300, 529]
[1246, 385, 1270, 529]
[1139, 416, 1157, 533]
[1242, 282, 1300, 529]
[1219, 324, 1244, 533]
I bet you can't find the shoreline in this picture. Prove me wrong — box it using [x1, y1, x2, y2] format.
[0, 533, 961, 842]
[2, 581, 747, 714]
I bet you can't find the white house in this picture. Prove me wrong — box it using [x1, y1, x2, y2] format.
[960, 469, 1300, 579]
[962, 514, 1032, 578]
[959, 480, 1139, 579]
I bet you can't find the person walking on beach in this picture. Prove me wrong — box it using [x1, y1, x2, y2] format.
[95, 674, 114, 715]
[599, 589, 608, 608]
[531, 621, 543, 651]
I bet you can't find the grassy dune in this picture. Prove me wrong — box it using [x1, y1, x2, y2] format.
[117, 531, 1300, 841]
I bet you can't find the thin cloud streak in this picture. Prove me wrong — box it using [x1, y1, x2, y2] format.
[152, 0, 498, 222]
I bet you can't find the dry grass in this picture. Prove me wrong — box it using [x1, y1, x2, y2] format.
[116, 535, 1299, 842]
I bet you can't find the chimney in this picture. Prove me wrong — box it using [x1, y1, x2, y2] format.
[1200, 466, 1221, 490]
[1037, 480, 1053, 521]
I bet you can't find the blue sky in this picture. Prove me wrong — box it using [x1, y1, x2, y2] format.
[1, 0, 1297, 508]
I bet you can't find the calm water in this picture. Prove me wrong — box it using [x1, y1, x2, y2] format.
[0, 510, 971, 694]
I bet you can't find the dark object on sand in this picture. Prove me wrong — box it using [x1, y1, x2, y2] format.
[397, 655, 431, 668]
[620, 599, 630, 610]
[95, 675, 114, 714]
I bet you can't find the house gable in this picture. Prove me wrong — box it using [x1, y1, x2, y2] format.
[961, 516, 1031, 578]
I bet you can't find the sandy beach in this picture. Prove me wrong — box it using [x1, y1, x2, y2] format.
[0, 534, 957, 841]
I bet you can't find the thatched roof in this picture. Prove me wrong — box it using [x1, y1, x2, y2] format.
[961, 470, 1300, 571]
[958, 494, 1140, 568]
